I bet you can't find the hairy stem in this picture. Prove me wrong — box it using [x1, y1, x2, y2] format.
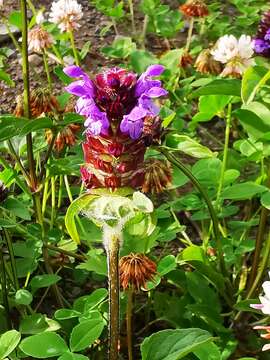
[107, 235, 120, 360]
[127, 286, 134, 360]
[185, 17, 194, 52]
[21, 0, 38, 191]
[216, 103, 232, 206]
[43, 50, 52, 91]
[69, 30, 80, 66]
[128, 0, 136, 34]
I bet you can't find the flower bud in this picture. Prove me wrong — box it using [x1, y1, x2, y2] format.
[180, 0, 209, 17]
[119, 253, 157, 290]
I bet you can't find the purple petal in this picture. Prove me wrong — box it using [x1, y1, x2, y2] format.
[65, 80, 89, 97]
[120, 117, 143, 139]
[64, 65, 86, 78]
[145, 64, 165, 76]
[75, 97, 94, 115]
[139, 96, 160, 116]
[145, 87, 168, 98]
[254, 39, 270, 53]
[265, 29, 270, 41]
[126, 106, 148, 120]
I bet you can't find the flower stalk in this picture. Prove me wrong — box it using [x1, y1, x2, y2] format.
[107, 234, 120, 360]
[127, 286, 134, 360]
[69, 30, 80, 66]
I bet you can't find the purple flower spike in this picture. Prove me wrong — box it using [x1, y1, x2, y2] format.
[254, 39, 270, 53]
[64, 64, 167, 141]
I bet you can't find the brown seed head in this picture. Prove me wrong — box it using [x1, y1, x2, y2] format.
[195, 49, 222, 75]
[180, 0, 209, 17]
[142, 159, 172, 194]
[119, 253, 157, 290]
[179, 52, 193, 68]
[45, 124, 81, 152]
[28, 26, 54, 53]
[14, 88, 60, 118]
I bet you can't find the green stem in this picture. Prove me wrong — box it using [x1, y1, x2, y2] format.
[20, 0, 37, 191]
[64, 175, 73, 203]
[4, 19, 21, 52]
[247, 206, 269, 296]
[0, 243, 11, 328]
[50, 176, 56, 229]
[43, 50, 52, 92]
[128, 0, 136, 34]
[185, 17, 194, 52]
[69, 30, 79, 66]
[157, 147, 226, 277]
[107, 235, 120, 360]
[7, 140, 30, 184]
[57, 175, 63, 209]
[140, 15, 149, 49]
[216, 103, 232, 206]
[111, 18, 119, 36]
[127, 286, 134, 360]
[45, 243, 86, 261]
[3, 229, 19, 291]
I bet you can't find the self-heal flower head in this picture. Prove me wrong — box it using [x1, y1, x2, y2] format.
[49, 0, 83, 32]
[211, 34, 255, 77]
[64, 64, 167, 139]
[63, 64, 167, 191]
[254, 11, 270, 57]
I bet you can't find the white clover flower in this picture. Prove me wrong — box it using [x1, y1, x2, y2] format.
[251, 276, 270, 315]
[49, 0, 83, 32]
[36, 10, 45, 25]
[211, 34, 255, 77]
[28, 26, 54, 53]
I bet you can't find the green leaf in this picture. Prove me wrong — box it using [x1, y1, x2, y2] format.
[19, 117, 53, 136]
[166, 134, 215, 158]
[241, 66, 269, 104]
[54, 309, 81, 320]
[19, 314, 49, 335]
[0, 330, 21, 359]
[133, 192, 153, 213]
[222, 182, 267, 200]
[80, 41, 91, 60]
[30, 274, 61, 290]
[65, 193, 98, 244]
[235, 102, 270, 140]
[0, 69, 14, 87]
[158, 255, 176, 275]
[141, 328, 213, 360]
[84, 288, 108, 312]
[191, 79, 241, 98]
[20, 332, 68, 358]
[0, 116, 28, 141]
[8, 11, 22, 30]
[130, 50, 157, 73]
[261, 190, 270, 210]
[15, 289, 33, 305]
[58, 353, 89, 360]
[3, 198, 31, 220]
[69, 319, 104, 352]
[102, 36, 136, 59]
[193, 341, 221, 360]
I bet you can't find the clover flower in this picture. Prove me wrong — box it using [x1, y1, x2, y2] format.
[254, 11, 270, 57]
[119, 253, 157, 290]
[142, 159, 172, 194]
[28, 26, 54, 53]
[64, 65, 167, 190]
[36, 10, 45, 25]
[251, 273, 270, 351]
[180, 0, 208, 18]
[14, 88, 60, 118]
[46, 124, 81, 152]
[211, 35, 255, 77]
[49, 0, 83, 32]
[195, 49, 222, 75]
